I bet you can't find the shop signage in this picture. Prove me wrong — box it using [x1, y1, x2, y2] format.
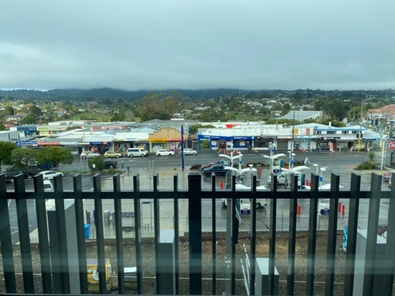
[389, 142, 395, 149]
[90, 142, 109, 145]
[38, 142, 60, 146]
[20, 141, 37, 145]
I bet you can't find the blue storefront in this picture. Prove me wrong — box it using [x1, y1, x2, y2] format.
[198, 135, 254, 151]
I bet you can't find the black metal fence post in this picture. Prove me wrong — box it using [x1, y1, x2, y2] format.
[325, 174, 340, 296]
[92, 174, 107, 294]
[133, 174, 143, 294]
[306, 174, 319, 296]
[188, 172, 202, 295]
[14, 174, 35, 293]
[113, 174, 125, 294]
[287, 174, 298, 296]
[0, 174, 16, 293]
[344, 173, 361, 296]
[34, 175, 53, 294]
[363, 173, 382, 295]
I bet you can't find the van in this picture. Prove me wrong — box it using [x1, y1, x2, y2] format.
[127, 148, 148, 157]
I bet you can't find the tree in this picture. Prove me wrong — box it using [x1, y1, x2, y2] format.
[29, 105, 42, 118]
[138, 92, 174, 121]
[0, 142, 17, 171]
[22, 115, 37, 124]
[111, 112, 125, 122]
[88, 156, 105, 172]
[320, 118, 346, 127]
[11, 148, 38, 170]
[35, 146, 74, 169]
[4, 106, 14, 115]
[188, 124, 215, 134]
[162, 96, 179, 116]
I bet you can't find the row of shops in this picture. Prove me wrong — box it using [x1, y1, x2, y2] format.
[197, 124, 382, 153]
[8, 125, 196, 156]
[5, 121, 395, 168]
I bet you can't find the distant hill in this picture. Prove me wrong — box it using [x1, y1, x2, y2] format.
[0, 88, 258, 101]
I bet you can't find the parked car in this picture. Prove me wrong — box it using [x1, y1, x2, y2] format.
[104, 151, 122, 158]
[104, 159, 117, 169]
[127, 148, 148, 157]
[36, 170, 64, 180]
[203, 164, 229, 177]
[156, 149, 175, 156]
[4, 170, 34, 183]
[80, 151, 101, 159]
[201, 160, 231, 170]
[183, 148, 197, 156]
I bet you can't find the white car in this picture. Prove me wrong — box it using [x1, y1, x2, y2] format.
[156, 149, 175, 156]
[37, 170, 64, 180]
[183, 148, 197, 155]
[43, 180, 54, 191]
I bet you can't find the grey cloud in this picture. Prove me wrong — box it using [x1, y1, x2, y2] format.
[1, 0, 394, 90]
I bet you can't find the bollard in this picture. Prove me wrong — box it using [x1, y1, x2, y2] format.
[297, 204, 302, 215]
[338, 202, 342, 213]
[258, 165, 262, 178]
[342, 204, 346, 216]
[220, 181, 224, 189]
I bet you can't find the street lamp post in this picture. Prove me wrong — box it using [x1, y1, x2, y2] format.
[360, 97, 374, 124]
[381, 136, 387, 170]
[358, 97, 374, 152]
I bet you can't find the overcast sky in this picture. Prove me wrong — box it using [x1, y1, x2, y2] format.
[1, 1, 394, 91]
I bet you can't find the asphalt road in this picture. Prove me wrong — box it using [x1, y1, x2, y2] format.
[61, 150, 382, 191]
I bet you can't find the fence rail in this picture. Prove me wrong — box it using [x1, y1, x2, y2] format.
[0, 172, 394, 295]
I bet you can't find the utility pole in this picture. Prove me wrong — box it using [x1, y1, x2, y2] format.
[359, 97, 374, 152]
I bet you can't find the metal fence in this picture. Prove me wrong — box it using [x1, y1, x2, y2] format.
[0, 172, 394, 295]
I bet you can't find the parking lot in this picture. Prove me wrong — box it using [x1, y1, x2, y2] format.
[6, 150, 392, 243]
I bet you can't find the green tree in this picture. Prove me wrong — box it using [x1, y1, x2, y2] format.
[11, 148, 38, 170]
[29, 105, 42, 119]
[88, 156, 105, 172]
[111, 112, 125, 122]
[138, 92, 173, 121]
[188, 124, 215, 134]
[22, 115, 37, 124]
[197, 109, 221, 122]
[0, 124, 7, 131]
[0, 142, 17, 170]
[320, 118, 346, 127]
[162, 96, 179, 116]
[35, 146, 74, 169]
[4, 106, 14, 115]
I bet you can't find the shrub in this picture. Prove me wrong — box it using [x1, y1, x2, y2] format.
[356, 162, 379, 170]
[88, 156, 105, 172]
